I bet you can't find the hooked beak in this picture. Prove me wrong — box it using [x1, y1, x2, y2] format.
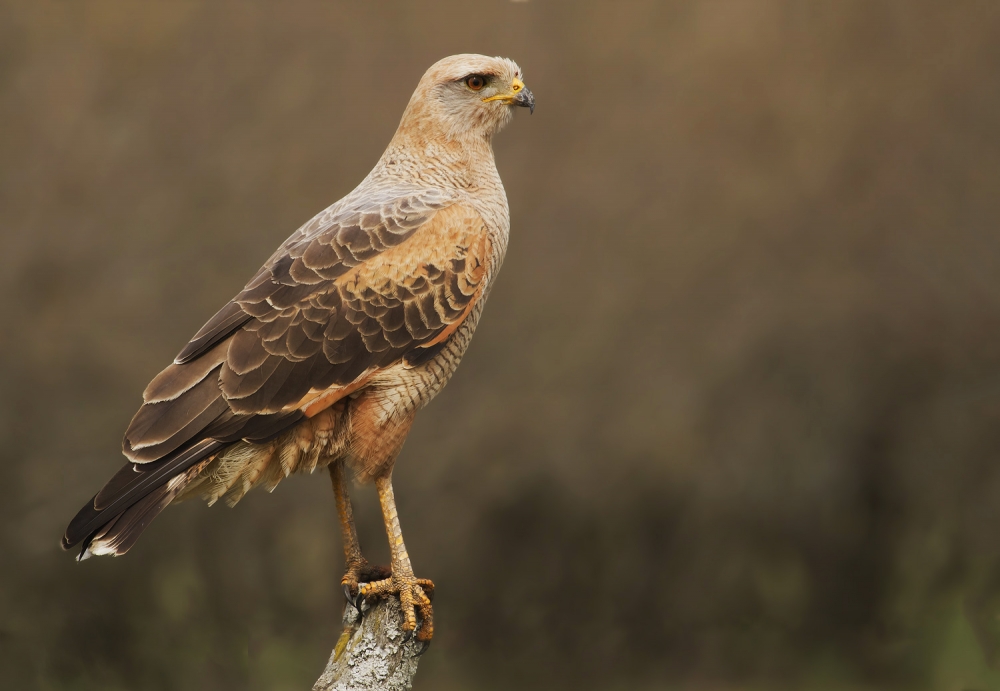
[483, 77, 536, 114]
[514, 86, 535, 114]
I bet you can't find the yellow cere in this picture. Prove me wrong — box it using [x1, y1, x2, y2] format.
[482, 77, 526, 104]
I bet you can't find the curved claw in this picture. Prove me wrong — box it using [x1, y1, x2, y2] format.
[342, 583, 359, 612]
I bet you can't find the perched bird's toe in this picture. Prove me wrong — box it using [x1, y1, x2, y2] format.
[341, 559, 392, 611]
[415, 578, 435, 602]
[359, 573, 435, 642]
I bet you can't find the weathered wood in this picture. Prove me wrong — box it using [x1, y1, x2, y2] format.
[313, 596, 427, 691]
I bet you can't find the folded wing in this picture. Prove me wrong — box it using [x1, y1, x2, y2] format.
[64, 191, 491, 552]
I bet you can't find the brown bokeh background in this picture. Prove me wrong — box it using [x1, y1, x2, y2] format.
[3, 1, 1000, 689]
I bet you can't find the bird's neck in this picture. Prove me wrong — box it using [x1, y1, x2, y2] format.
[373, 124, 502, 193]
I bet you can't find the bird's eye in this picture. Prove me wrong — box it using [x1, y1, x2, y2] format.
[466, 75, 486, 91]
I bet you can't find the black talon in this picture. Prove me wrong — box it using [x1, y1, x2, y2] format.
[344, 582, 367, 614]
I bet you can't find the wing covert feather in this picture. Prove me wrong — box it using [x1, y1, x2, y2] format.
[123, 194, 491, 465]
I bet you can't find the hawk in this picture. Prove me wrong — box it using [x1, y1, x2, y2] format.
[62, 54, 534, 641]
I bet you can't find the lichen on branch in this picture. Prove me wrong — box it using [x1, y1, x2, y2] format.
[313, 596, 427, 691]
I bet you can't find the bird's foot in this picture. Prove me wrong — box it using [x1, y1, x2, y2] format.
[342, 560, 392, 611]
[359, 571, 435, 641]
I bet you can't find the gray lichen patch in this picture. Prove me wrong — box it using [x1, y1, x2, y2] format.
[313, 597, 424, 691]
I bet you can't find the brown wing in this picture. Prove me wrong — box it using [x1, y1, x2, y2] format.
[123, 200, 490, 461]
[64, 196, 491, 550]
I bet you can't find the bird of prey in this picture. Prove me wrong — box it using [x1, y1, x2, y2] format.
[62, 54, 533, 641]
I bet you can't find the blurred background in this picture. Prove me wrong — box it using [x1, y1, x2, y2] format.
[2, 1, 1000, 689]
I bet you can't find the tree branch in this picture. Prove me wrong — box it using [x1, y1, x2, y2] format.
[313, 596, 427, 691]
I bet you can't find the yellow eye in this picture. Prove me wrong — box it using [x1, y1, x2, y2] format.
[466, 75, 486, 91]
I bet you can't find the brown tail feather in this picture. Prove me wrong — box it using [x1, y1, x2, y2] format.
[76, 454, 215, 559]
[79, 485, 173, 558]
[62, 438, 224, 552]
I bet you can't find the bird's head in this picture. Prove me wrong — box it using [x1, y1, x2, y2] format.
[400, 54, 534, 142]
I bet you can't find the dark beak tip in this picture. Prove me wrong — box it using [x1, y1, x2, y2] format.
[514, 87, 535, 114]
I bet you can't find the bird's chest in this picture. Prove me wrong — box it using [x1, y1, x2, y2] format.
[357, 300, 485, 432]
[360, 211, 507, 422]
[465, 183, 510, 273]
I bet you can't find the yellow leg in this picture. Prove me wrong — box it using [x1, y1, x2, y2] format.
[359, 473, 435, 640]
[329, 462, 388, 603]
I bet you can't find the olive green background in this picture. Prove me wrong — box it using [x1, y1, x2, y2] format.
[3, 1, 1000, 689]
